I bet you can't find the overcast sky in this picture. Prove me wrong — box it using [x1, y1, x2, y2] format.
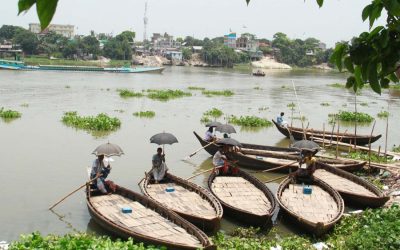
[1, 0, 384, 47]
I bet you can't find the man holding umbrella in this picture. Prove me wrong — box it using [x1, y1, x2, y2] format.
[90, 154, 112, 194]
[290, 140, 319, 184]
[150, 147, 168, 183]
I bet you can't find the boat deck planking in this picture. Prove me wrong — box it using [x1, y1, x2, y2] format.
[280, 184, 339, 223]
[314, 169, 376, 197]
[145, 183, 217, 219]
[210, 176, 271, 216]
[90, 194, 202, 247]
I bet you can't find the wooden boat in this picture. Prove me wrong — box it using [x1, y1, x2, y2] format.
[252, 70, 265, 76]
[207, 167, 277, 226]
[86, 184, 215, 250]
[227, 148, 366, 173]
[194, 131, 365, 172]
[277, 177, 344, 236]
[314, 162, 390, 208]
[139, 173, 223, 232]
[272, 120, 382, 146]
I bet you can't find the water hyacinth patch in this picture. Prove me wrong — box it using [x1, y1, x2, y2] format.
[203, 108, 223, 118]
[202, 90, 234, 97]
[328, 83, 345, 88]
[9, 232, 164, 250]
[228, 115, 272, 127]
[329, 111, 374, 123]
[377, 111, 389, 118]
[146, 89, 191, 101]
[62, 111, 121, 132]
[287, 102, 296, 109]
[117, 89, 144, 98]
[133, 111, 155, 118]
[187, 86, 205, 91]
[0, 107, 21, 119]
[320, 102, 330, 106]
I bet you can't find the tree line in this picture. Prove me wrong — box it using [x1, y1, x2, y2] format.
[0, 25, 135, 60]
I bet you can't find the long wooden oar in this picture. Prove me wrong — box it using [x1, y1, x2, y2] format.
[184, 141, 216, 160]
[261, 160, 298, 173]
[186, 166, 223, 181]
[265, 174, 288, 183]
[49, 175, 100, 210]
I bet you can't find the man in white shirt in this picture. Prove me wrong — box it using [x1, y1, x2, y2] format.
[204, 127, 215, 142]
[213, 147, 227, 167]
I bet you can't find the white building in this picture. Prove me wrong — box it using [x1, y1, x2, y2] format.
[29, 23, 75, 38]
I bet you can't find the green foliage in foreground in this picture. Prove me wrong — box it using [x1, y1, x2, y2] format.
[62, 111, 121, 131]
[133, 111, 155, 118]
[117, 89, 144, 98]
[9, 206, 400, 250]
[202, 90, 234, 97]
[9, 232, 164, 250]
[0, 107, 22, 119]
[329, 111, 374, 123]
[327, 205, 400, 249]
[377, 110, 389, 118]
[229, 115, 272, 127]
[146, 89, 191, 101]
[344, 151, 393, 164]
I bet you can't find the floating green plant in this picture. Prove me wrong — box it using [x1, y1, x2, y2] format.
[292, 116, 307, 121]
[200, 116, 211, 123]
[0, 107, 21, 119]
[202, 90, 234, 97]
[203, 108, 223, 118]
[228, 115, 272, 127]
[62, 111, 121, 132]
[65, 85, 70, 89]
[320, 102, 330, 106]
[147, 89, 191, 101]
[360, 102, 368, 106]
[258, 106, 268, 111]
[390, 84, 400, 89]
[344, 151, 393, 164]
[253, 86, 262, 90]
[377, 111, 389, 118]
[187, 86, 205, 91]
[114, 109, 124, 113]
[393, 145, 400, 153]
[133, 111, 155, 118]
[20, 103, 29, 107]
[117, 89, 144, 98]
[329, 111, 374, 123]
[327, 83, 345, 88]
[287, 102, 296, 109]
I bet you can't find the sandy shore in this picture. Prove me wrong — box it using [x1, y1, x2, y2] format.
[251, 57, 291, 69]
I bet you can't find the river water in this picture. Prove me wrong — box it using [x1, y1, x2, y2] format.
[0, 66, 399, 241]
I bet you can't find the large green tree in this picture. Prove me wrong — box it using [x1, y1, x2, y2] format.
[0, 25, 25, 40]
[13, 29, 39, 54]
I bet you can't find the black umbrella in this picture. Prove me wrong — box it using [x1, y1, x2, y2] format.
[216, 138, 242, 147]
[92, 142, 124, 157]
[291, 140, 319, 152]
[150, 132, 178, 145]
[205, 121, 222, 127]
[215, 124, 236, 134]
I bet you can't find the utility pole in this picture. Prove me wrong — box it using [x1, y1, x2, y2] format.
[143, 1, 148, 44]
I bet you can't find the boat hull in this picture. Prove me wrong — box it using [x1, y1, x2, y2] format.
[140, 173, 223, 232]
[272, 120, 382, 146]
[207, 168, 277, 227]
[87, 184, 215, 250]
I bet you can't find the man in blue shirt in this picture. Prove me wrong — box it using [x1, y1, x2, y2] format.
[277, 112, 286, 126]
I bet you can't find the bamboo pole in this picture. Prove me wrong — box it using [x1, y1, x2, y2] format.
[265, 175, 288, 183]
[49, 175, 101, 210]
[368, 121, 376, 169]
[185, 166, 223, 181]
[384, 101, 389, 162]
[330, 116, 336, 145]
[322, 123, 325, 148]
[261, 161, 298, 173]
[185, 141, 215, 159]
[354, 93, 358, 148]
[291, 80, 307, 139]
[336, 120, 340, 159]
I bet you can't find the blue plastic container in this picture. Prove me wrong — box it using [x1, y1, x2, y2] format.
[121, 207, 132, 213]
[165, 187, 175, 192]
[303, 185, 312, 195]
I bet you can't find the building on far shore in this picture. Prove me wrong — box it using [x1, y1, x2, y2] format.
[29, 23, 75, 38]
[224, 32, 237, 48]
